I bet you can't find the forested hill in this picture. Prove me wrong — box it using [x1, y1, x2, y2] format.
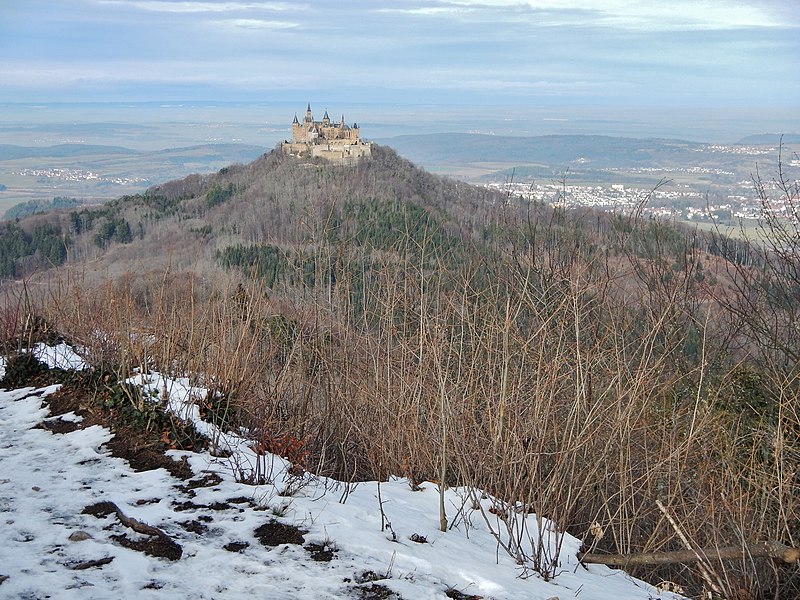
[0, 142, 737, 286]
[3, 143, 798, 600]
[0, 145, 504, 280]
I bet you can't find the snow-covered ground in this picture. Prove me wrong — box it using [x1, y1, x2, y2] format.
[0, 345, 685, 599]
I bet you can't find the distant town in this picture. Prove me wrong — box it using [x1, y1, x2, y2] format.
[482, 142, 800, 225]
[13, 167, 149, 187]
[484, 177, 789, 224]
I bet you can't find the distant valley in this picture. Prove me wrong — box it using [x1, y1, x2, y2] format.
[0, 143, 266, 216]
[2, 130, 799, 230]
[380, 132, 800, 227]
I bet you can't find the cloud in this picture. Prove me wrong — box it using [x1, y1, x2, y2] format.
[222, 18, 299, 29]
[95, 1, 301, 13]
[374, 0, 789, 30]
[1, 0, 797, 108]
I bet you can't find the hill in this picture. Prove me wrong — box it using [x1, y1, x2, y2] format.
[736, 133, 800, 145]
[0, 346, 685, 599]
[1, 146, 799, 599]
[0, 145, 506, 279]
[379, 133, 705, 168]
[0, 143, 134, 160]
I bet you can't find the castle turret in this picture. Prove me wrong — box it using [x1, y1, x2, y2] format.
[305, 103, 313, 123]
[322, 110, 330, 125]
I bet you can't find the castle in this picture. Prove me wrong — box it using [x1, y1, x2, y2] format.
[281, 104, 372, 164]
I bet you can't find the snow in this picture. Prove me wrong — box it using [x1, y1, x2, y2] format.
[0, 346, 685, 599]
[0, 341, 88, 380]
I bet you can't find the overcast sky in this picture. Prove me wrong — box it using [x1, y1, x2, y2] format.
[1, 0, 798, 109]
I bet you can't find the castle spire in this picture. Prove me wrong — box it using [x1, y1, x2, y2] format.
[292, 114, 299, 124]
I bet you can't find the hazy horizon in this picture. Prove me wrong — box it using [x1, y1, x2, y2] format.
[3, 1, 798, 149]
[2, 101, 798, 150]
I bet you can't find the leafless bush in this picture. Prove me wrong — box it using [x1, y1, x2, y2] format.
[7, 150, 798, 598]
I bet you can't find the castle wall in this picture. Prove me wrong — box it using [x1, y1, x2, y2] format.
[284, 106, 371, 164]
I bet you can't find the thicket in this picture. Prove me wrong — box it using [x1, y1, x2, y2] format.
[0, 221, 68, 278]
[2, 147, 798, 598]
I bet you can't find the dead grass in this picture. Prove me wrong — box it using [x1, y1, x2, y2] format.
[3, 219, 798, 599]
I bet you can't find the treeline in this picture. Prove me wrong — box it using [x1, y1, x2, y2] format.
[3, 196, 83, 220]
[0, 221, 68, 278]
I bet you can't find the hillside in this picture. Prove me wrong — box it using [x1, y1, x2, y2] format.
[1, 145, 507, 280]
[1, 146, 799, 599]
[0, 345, 686, 599]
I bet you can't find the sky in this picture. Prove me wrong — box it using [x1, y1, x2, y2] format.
[1, 0, 799, 109]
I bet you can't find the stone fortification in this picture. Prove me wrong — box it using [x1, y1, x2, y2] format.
[282, 104, 372, 164]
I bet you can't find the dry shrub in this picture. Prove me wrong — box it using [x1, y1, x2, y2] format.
[5, 194, 798, 598]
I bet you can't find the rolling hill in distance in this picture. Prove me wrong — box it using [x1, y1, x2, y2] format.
[2, 101, 798, 224]
[0, 143, 267, 216]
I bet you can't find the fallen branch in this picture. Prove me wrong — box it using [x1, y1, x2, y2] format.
[580, 542, 800, 567]
[82, 500, 182, 559]
[70, 557, 114, 570]
[112, 503, 171, 539]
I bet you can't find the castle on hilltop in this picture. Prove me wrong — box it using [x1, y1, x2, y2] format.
[281, 104, 372, 164]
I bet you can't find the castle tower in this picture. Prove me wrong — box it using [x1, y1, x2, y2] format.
[322, 110, 330, 126]
[304, 103, 313, 123]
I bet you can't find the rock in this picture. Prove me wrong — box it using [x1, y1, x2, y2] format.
[68, 530, 93, 542]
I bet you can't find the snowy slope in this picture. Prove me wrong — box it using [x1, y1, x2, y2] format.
[0, 347, 685, 599]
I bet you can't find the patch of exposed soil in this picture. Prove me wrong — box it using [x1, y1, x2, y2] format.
[223, 541, 249, 553]
[226, 496, 253, 505]
[306, 542, 337, 562]
[135, 498, 161, 506]
[106, 433, 194, 480]
[354, 571, 386, 584]
[175, 473, 222, 496]
[172, 498, 234, 511]
[41, 371, 199, 481]
[172, 500, 207, 512]
[82, 501, 117, 518]
[254, 520, 307, 547]
[445, 589, 483, 600]
[35, 417, 80, 434]
[179, 519, 209, 534]
[354, 583, 401, 600]
[44, 376, 94, 418]
[143, 581, 165, 590]
[110, 532, 182, 561]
